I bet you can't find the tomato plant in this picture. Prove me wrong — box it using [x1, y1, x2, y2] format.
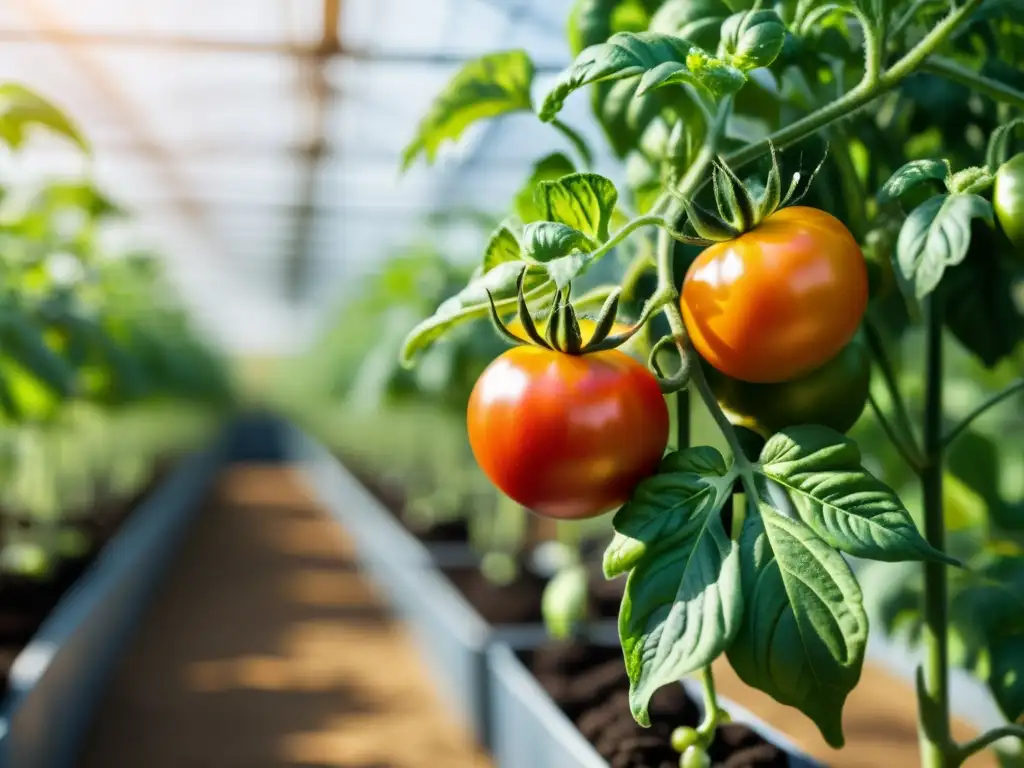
[392, 1, 1024, 765]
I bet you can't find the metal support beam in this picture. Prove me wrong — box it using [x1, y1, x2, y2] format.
[283, 0, 337, 301]
[9, 0, 222, 260]
[0, 28, 567, 71]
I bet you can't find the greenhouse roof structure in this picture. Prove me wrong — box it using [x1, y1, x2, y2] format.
[0, 0, 625, 354]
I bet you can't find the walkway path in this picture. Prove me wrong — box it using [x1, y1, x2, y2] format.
[78, 466, 489, 768]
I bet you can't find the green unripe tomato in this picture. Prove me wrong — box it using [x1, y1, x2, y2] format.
[541, 564, 589, 640]
[994, 153, 1024, 252]
[705, 335, 871, 437]
[680, 745, 712, 768]
[671, 726, 701, 753]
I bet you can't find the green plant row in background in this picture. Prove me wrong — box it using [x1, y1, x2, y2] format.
[0, 83, 233, 582]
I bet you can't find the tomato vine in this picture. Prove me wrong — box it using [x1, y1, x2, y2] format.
[396, 1, 1024, 765]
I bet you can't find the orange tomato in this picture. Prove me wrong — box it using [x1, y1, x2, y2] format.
[681, 206, 867, 383]
[467, 346, 668, 519]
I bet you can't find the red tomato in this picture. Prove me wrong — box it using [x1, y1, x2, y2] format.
[680, 206, 868, 384]
[467, 346, 669, 519]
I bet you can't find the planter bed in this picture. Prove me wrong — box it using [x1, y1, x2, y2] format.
[0, 437, 226, 768]
[289, 427, 823, 764]
[389, 551, 621, 748]
[289, 427, 1020, 766]
[286, 425, 622, 746]
[488, 640, 824, 768]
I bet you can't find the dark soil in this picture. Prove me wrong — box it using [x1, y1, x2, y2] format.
[527, 640, 791, 768]
[443, 564, 550, 625]
[0, 468, 165, 694]
[344, 460, 472, 545]
[342, 456, 628, 625]
[443, 559, 624, 626]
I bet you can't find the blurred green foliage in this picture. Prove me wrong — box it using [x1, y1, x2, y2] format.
[0, 83, 233, 581]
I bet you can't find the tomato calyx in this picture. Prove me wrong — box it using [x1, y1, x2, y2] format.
[675, 142, 828, 244]
[485, 269, 643, 355]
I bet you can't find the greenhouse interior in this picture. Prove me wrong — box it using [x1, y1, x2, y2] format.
[0, 1, 1022, 767]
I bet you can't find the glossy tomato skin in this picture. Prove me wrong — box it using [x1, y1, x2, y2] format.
[467, 346, 669, 519]
[681, 206, 868, 383]
[705, 335, 871, 437]
[994, 153, 1024, 252]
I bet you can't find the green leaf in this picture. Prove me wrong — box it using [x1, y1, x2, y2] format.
[878, 159, 950, 204]
[0, 84, 88, 152]
[402, 50, 535, 170]
[591, 78, 667, 158]
[542, 564, 590, 640]
[0, 363, 21, 420]
[609, 447, 742, 726]
[648, 0, 730, 50]
[399, 262, 549, 365]
[544, 251, 595, 290]
[718, 10, 787, 71]
[941, 225, 1024, 368]
[989, 635, 1024, 722]
[726, 506, 868, 748]
[567, 0, 655, 57]
[39, 181, 123, 219]
[987, 117, 1024, 171]
[514, 153, 577, 223]
[604, 447, 732, 578]
[536, 172, 619, 242]
[636, 54, 747, 98]
[567, 0, 617, 57]
[522, 222, 595, 264]
[757, 426, 958, 564]
[896, 194, 994, 299]
[483, 220, 524, 271]
[2, 314, 76, 398]
[540, 33, 746, 122]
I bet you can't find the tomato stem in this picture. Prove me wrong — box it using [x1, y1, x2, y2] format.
[690, 358, 760, 500]
[954, 724, 1024, 765]
[919, 297, 953, 768]
[922, 57, 1024, 111]
[653, 0, 982, 217]
[675, 388, 690, 451]
[697, 665, 725, 742]
[863, 317, 925, 465]
[888, 0, 934, 43]
[550, 118, 594, 169]
[942, 378, 1024, 449]
[648, 100, 734, 394]
[852, 8, 883, 87]
[868, 392, 923, 473]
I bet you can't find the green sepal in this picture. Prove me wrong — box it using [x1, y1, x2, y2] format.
[681, 198, 740, 241]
